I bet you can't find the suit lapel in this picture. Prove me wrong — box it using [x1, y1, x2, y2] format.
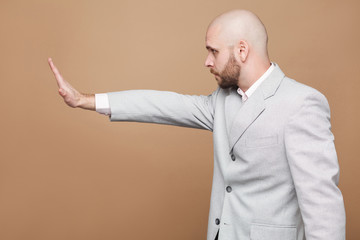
[228, 63, 285, 152]
[225, 88, 244, 136]
[228, 88, 265, 151]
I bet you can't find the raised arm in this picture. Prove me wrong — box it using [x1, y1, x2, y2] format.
[48, 57, 219, 130]
[48, 57, 95, 111]
[106, 88, 219, 131]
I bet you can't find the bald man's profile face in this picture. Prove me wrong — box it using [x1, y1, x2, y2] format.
[204, 9, 270, 89]
[205, 25, 240, 89]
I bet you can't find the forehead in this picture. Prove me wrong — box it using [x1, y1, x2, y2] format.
[205, 24, 225, 47]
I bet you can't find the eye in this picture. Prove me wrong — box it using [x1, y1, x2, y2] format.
[206, 46, 218, 55]
[211, 49, 218, 55]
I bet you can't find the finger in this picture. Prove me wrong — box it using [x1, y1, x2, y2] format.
[48, 58, 64, 87]
[48, 58, 60, 75]
[48, 58, 61, 77]
[59, 88, 66, 97]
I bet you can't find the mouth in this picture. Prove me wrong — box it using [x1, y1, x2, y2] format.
[212, 72, 219, 78]
[210, 69, 220, 82]
[210, 69, 218, 75]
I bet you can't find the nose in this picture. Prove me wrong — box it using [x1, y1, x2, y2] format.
[204, 54, 214, 68]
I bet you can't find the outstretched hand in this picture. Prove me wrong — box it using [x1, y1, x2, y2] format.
[48, 57, 82, 108]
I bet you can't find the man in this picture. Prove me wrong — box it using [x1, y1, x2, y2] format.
[49, 9, 346, 240]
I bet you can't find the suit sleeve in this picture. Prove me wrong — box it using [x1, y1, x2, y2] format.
[284, 92, 346, 240]
[106, 88, 219, 131]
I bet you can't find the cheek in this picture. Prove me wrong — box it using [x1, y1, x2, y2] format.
[216, 62, 225, 73]
[218, 53, 230, 68]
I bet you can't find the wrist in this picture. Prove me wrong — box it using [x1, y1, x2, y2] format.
[78, 93, 95, 110]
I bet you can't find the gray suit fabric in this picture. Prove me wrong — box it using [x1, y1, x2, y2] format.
[107, 63, 346, 240]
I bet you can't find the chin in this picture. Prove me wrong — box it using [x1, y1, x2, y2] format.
[216, 79, 222, 86]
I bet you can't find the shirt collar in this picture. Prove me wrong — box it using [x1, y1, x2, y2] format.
[237, 62, 275, 101]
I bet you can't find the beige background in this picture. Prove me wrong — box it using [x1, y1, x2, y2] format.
[0, 0, 359, 239]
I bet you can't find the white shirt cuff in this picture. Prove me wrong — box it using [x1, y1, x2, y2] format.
[95, 93, 111, 116]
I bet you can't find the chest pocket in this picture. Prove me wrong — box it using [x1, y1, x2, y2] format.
[245, 134, 278, 148]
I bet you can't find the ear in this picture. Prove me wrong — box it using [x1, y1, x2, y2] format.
[237, 40, 249, 62]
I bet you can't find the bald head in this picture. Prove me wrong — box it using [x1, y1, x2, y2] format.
[205, 10, 271, 91]
[207, 9, 269, 59]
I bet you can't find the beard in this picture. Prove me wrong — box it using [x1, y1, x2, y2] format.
[210, 53, 240, 89]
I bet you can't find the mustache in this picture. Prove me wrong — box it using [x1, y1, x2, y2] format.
[210, 69, 219, 75]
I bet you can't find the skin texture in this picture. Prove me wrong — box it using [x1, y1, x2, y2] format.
[49, 9, 271, 109]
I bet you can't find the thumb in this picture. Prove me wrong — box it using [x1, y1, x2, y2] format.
[59, 88, 65, 96]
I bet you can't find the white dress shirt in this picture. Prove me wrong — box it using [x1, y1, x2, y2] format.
[236, 62, 274, 102]
[95, 62, 275, 115]
[95, 93, 111, 116]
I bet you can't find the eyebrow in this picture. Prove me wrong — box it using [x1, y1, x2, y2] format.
[206, 45, 218, 51]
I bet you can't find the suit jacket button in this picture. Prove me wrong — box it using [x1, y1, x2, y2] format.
[226, 186, 232, 193]
[230, 154, 236, 161]
[215, 218, 220, 225]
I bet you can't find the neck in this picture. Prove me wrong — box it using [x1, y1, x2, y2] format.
[237, 58, 271, 92]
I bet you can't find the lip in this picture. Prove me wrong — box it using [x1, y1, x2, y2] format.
[210, 69, 218, 75]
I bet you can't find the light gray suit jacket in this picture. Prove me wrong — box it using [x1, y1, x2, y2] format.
[107, 63, 346, 240]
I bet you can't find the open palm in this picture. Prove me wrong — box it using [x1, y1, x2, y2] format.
[48, 58, 82, 108]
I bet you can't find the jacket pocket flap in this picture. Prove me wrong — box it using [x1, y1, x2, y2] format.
[250, 223, 296, 240]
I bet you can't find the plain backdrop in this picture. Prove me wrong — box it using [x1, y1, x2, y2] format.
[0, 0, 359, 239]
